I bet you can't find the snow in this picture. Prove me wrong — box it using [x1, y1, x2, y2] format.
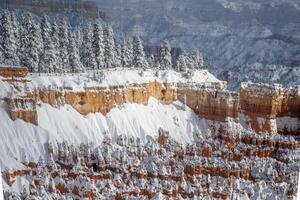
[0, 101, 48, 170]
[0, 169, 3, 200]
[26, 68, 220, 93]
[0, 97, 209, 172]
[96, 0, 300, 91]
[241, 82, 283, 95]
[151, 192, 165, 200]
[0, 78, 13, 99]
[297, 171, 300, 200]
[277, 117, 300, 131]
[37, 103, 104, 145]
[100, 97, 207, 144]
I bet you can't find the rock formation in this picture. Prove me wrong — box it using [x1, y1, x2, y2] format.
[4, 130, 299, 199]
[1, 67, 299, 135]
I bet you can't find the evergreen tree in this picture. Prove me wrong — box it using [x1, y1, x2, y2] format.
[19, 13, 42, 72]
[160, 40, 172, 70]
[148, 54, 156, 69]
[0, 10, 19, 66]
[51, 22, 61, 72]
[103, 26, 116, 68]
[68, 32, 84, 73]
[81, 24, 97, 70]
[92, 23, 105, 69]
[58, 19, 69, 72]
[39, 16, 56, 73]
[192, 50, 204, 69]
[132, 35, 148, 69]
[115, 44, 122, 67]
[176, 54, 188, 72]
[186, 55, 194, 70]
[75, 28, 82, 50]
[10, 11, 20, 63]
[10, 11, 19, 42]
[121, 41, 133, 68]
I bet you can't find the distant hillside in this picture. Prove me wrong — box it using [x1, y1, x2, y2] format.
[0, 0, 105, 19]
[94, 0, 300, 90]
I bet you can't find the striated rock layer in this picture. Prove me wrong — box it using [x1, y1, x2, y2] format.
[1, 67, 300, 135]
[240, 83, 300, 135]
[30, 82, 177, 116]
[7, 98, 38, 125]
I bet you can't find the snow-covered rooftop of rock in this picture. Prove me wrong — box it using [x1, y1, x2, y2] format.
[241, 82, 284, 95]
[27, 68, 221, 92]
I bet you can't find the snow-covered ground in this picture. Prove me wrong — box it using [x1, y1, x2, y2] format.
[0, 97, 214, 172]
[27, 68, 221, 92]
[0, 68, 221, 172]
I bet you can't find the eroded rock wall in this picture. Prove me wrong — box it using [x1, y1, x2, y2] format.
[29, 82, 177, 115]
[7, 98, 38, 125]
[177, 87, 239, 122]
[2, 68, 299, 135]
[0, 67, 28, 78]
[240, 83, 300, 134]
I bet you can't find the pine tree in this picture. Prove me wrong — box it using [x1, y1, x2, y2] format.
[10, 11, 20, 64]
[121, 41, 133, 68]
[58, 19, 69, 72]
[148, 54, 156, 69]
[160, 40, 172, 70]
[81, 24, 97, 70]
[51, 22, 61, 73]
[192, 50, 204, 69]
[92, 23, 105, 69]
[115, 44, 122, 67]
[39, 16, 56, 73]
[103, 26, 116, 68]
[10, 11, 19, 43]
[0, 10, 19, 66]
[176, 54, 188, 72]
[68, 32, 85, 73]
[121, 44, 127, 68]
[186, 55, 194, 70]
[19, 13, 42, 72]
[132, 35, 148, 69]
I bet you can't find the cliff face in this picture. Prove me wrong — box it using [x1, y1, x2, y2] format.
[0, 67, 28, 78]
[5, 82, 300, 135]
[177, 88, 239, 122]
[2, 67, 300, 135]
[240, 83, 300, 134]
[30, 82, 177, 116]
[280, 87, 300, 118]
[7, 98, 38, 125]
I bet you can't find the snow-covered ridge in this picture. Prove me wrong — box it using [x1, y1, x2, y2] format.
[241, 82, 284, 96]
[27, 69, 221, 93]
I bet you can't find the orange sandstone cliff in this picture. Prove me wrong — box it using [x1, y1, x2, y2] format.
[1, 67, 299, 135]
